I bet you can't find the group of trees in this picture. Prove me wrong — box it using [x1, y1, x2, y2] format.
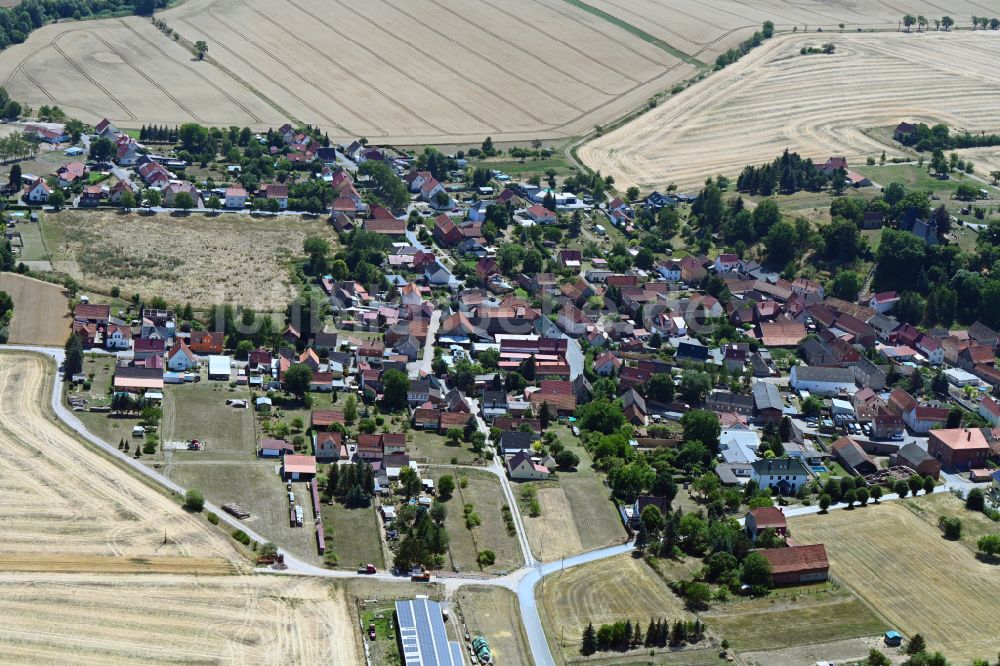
[736, 149, 835, 196]
[138, 124, 180, 144]
[323, 459, 376, 508]
[0, 289, 11, 343]
[357, 160, 408, 210]
[0, 131, 35, 162]
[580, 617, 705, 655]
[392, 504, 449, 571]
[715, 21, 774, 68]
[0, 1, 164, 51]
[897, 122, 1000, 152]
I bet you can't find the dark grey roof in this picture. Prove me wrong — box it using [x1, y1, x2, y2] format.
[500, 431, 534, 453]
[752, 381, 782, 411]
[834, 438, 875, 471]
[677, 341, 709, 361]
[621, 388, 647, 413]
[751, 457, 809, 476]
[896, 441, 934, 467]
[707, 390, 754, 412]
[793, 366, 855, 383]
[866, 313, 900, 335]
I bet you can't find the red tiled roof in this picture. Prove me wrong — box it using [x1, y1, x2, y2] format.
[760, 544, 828, 575]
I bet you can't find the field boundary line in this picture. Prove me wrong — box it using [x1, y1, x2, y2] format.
[116, 18, 265, 125]
[557, 0, 706, 67]
[50, 31, 137, 120]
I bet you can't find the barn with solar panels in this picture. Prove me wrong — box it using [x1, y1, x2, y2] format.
[394, 598, 465, 665]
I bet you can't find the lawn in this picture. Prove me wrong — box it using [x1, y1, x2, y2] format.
[321, 499, 385, 570]
[790, 501, 1000, 662]
[160, 381, 256, 460]
[702, 589, 885, 653]
[9, 220, 49, 262]
[166, 460, 324, 565]
[523, 425, 627, 561]
[903, 491, 1000, 556]
[428, 468, 522, 574]
[454, 586, 532, 666]
[856, 162, 979, 196]
[537, 553, 692, 664]
[67, 355, 141, 449]
[407, 428, 483, 466]
[475, 155, 573, 178]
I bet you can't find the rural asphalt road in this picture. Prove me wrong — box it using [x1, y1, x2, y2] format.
[4, 345, 984, 665]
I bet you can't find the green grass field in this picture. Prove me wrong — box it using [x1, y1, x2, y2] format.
[856, 163, 979, 196]
[429, 468, 522, 574]
[166, 460, 324, 565]
[322, 500, 385, 570]
[161, 382, 256, 459]
[702, 589, 885, 652]
[903, 492, 1000, 556]
[408, 429, 483, 465]
[67, 355, 142, 449]
[476, 155, 573, 177]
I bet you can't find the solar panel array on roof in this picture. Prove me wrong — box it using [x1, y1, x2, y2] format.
[394, 598, 464, 666]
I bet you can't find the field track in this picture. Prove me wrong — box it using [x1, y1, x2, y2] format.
[3, 0, 983, 143]
[581, 31, 1000, 191]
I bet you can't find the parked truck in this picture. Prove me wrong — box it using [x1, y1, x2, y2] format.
[410, 567, 431, 582]
[357, 564, 377, 574]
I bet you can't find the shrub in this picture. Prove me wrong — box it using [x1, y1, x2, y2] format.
[231, 529, 252, 546]
[477, 550, 496, 566]
[939, 516, 962, 540]
[966, 488, 986, 512]
[206, 512, 219, 525]
[184, 488, 205, 512]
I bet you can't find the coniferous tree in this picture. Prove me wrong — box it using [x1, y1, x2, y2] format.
[581, 623, 597, 655]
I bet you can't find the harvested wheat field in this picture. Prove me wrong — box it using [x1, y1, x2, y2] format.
[0, 273, 71, 346]
[790, 502, 1000, 662]
[537, 553, 690, 661]
[0, 573, 358, 665]
[41, 210, 334, 310]
[582, 31, 1000, 191]
[0, 352, 240, 565]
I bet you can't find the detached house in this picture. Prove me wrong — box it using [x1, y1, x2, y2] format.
[25, 178, 51, 203]
[166, 341, 199, 372]
[507, 450, 549, 480]
[750, 458, 809, 495]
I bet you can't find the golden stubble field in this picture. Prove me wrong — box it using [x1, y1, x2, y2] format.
[4, 0, 980, 144]
[42, 210, 334, 310]
[790, 501, 1000, 663]
[0, 352, 363, 664]
[0, 352, 238, 562]
[581, 31, 1000, 191]
[0, 273, 71, 346]
[0, 573, 359, 665]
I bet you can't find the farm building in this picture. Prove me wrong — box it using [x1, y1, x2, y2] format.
[927, 428, 992, 470]
[207, 355, 231, 380]
[259, 439, 293, 458]
[281, 454, 316, 481]
[789, 366, 856, 395]
[395, 598, 466, 666]
[831, 437, 878, 476]
[744, 507, 787, 544]
[891, 442, 941, 480]
[759, 544, 829, 585]
[113, 365, 163, 392]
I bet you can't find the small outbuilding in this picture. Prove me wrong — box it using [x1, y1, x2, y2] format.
[207, 355, 232, 381]
[259, 438, 293, 458]
[281, 454, 316, 481]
